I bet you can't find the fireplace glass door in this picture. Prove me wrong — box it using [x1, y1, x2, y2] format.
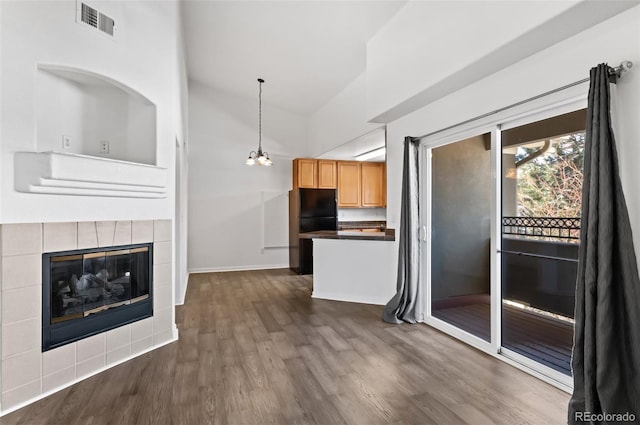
[43, 243, 152, 350]
[50, 246, 150, 323]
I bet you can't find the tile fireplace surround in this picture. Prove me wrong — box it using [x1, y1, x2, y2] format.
[0, 220, 176, 413]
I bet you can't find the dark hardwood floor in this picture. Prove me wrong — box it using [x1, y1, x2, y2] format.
[1, 269, 570, 425]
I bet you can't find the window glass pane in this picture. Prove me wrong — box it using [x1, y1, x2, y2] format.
[431, 133, 492, 342]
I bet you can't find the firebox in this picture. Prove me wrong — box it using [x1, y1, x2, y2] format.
[42, 243, 153, 351]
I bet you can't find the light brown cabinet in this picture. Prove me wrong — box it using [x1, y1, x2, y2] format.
[293, 158, 317, 189]
[338, 161, 386, 208]
[337, 161, 361, 207]
[361, 162, 386, 207]
[293, 159, 337, 189]
[317, 160, 337, 189]
[293, 158, 385, 208]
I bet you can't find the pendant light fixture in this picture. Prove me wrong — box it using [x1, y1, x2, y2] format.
[246, 78, 272, 166]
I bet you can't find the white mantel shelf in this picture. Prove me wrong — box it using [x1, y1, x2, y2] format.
[14, 151, 168, 198]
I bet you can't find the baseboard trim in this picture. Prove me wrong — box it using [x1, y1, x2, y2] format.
[175, 273, 189, 306]
[188, 264, 289, 274]
[0, 334, 179, 417]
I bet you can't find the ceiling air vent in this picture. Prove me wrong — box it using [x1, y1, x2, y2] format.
[79, 2, 115, 37]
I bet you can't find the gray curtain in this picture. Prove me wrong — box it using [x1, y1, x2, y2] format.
[383, 137, 421, 324]
[568, 64, 640, 424]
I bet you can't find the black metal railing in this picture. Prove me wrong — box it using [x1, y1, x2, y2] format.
[502, 216, 581, 241]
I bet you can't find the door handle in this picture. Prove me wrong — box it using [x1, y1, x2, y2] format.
[420, 226, 428, 242]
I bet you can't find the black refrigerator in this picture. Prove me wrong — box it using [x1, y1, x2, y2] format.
[289, 188, 338, 274]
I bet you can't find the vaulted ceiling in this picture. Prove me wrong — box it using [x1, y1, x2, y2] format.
[181, 1, 407, 117]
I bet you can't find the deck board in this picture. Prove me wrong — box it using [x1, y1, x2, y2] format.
[433, 298, 573, 375]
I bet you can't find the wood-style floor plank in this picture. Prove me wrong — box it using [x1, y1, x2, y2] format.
[0, 269, 569, 425]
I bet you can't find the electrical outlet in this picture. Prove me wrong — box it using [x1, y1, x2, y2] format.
[100, 140, 110, 154]
[62, 135, 72, 150]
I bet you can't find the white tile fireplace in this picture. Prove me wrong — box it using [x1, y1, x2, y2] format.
[0, 220, 177, 412]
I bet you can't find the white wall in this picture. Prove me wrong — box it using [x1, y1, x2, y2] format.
[308, 73, 381, 157]
[366, 1, 638, 122]
[188, 82, 307, 272]
[36, 71, 86, 155]
[174, 5, 190, 305]
[338, 208, 386, 222]
[0, 0, 183, 223]
[34, 75, 156, 165]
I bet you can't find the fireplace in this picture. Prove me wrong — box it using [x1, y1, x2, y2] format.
[42, 243, 153, 351]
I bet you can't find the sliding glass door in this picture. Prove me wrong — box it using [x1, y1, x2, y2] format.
[423, 102, 586, 387]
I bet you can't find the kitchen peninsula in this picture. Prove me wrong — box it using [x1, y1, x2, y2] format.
[299, 228, 396, 305]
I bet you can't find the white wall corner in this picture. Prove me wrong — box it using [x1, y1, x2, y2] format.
[308, 73, 380, 158]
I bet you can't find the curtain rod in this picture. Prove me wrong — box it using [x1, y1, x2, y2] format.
[416, 61, 633, 141]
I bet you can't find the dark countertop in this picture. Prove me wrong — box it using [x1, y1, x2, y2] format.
[299, 228, 395, 241]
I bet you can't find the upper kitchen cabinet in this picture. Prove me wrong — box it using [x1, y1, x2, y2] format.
[317, 160, 337, 189]
[293, 158, 317, 188]
[338, 161, 386, 208]
[361, 162, 386, 207]
[293, 158, 337, 189]
[337, 161, 362, 207]
[293, 157, 386, 208]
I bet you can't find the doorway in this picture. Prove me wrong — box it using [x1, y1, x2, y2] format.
[423, 103, 586, 387]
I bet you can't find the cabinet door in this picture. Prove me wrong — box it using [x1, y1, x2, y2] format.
[361, 162, 386, 207]
[317, 160, 337, 189]
[294, 159, 317, 188]
[337, 161, 361, 207]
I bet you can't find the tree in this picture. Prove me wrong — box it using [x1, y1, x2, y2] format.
[516, 133, 585, 218]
